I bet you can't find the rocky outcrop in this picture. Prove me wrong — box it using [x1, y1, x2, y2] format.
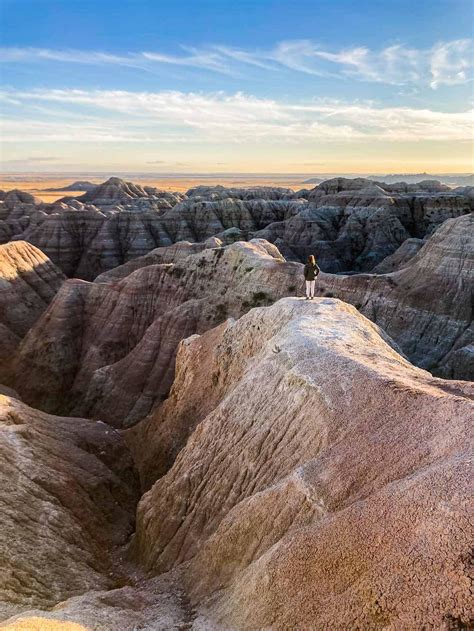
[0, 190, 42, 244]
[132, 298, 473, 629]
[9, 181, 303, 280]
[371, 237, 424, 272]
[45, 181, 97, 192]
[0, 394, 138, 618]
[1, 574, 189, 630]
[8, 210, 473, 423]
[317, 213, 474, 379]
[186, 184, 299, 200]
[370, 173, 474, 187]
[94, 241, 207, 284]
[256, 178, 472, 271]
[3, 177, 471, 279]
[69, 177, 185, 210]
[10, 240, 301, 427]
[0, 241, 65, 380]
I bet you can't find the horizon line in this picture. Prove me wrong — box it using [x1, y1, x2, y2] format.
[2, 170, 473, 176]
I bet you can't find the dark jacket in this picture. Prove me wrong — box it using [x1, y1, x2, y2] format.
[304, 263, 320, 281]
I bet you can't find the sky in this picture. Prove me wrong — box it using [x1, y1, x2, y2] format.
[0, 0, 473, 174]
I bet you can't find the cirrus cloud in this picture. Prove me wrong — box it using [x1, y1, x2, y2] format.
[1, 88, 472, 144]
[0, 38, 472, 88]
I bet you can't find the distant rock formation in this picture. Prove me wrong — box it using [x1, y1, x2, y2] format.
[186, 184, 298, 200]
[370, 172, 474, 187]
[0, 394, 138, 619]
[0, 241, 65, 380]
[371, 237, 424, 273]
[256, 177, 471, 271]
[44, 181, 97, 192]
[131, 298, 473, 629]
[317, 213, 474, 379]
[69, 176, 184, 209]
[4, 176, 471, 279]
[0, 190, 42, 244]
[9, 240, 301, 426]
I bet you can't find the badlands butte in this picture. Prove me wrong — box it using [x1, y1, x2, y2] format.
[0, 176, 472, 629]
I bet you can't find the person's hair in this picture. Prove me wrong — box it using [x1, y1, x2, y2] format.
[308, 255, 316, 265]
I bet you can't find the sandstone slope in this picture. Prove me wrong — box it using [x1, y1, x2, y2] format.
[132, 297, 473, 629]
[0, 241, 65, 380]
[10, 240, 301, 427]
[0, 394, 138, 619]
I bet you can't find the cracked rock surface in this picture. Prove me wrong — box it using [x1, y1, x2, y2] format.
[133, 297, 473, 629]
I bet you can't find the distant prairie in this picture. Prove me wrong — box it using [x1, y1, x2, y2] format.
[0, 174, 312, 202]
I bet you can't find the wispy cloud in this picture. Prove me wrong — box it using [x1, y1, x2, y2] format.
[1, 39, 472, 88]
[0, 47, 149, 71]
[1, 88, 471, 143]
[1, 156, 60, 164]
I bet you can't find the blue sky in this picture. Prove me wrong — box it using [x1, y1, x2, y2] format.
[1, 0, 473, 173]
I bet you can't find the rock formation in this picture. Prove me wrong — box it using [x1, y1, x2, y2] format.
[45, 181, 97, 193]
[10, 240, 301, 426]
[2, 177, 472, 280]
[316, 213, 474, 379]
[69, 176, 185, 210]
[256, 178, 472, 271]
[0, 241, 65, 381]
[185, 184, 299, 200]
[0, 175, 472, 629]
[1, 574, 189, 630]
[7, 209, 473, 423]
[0, 190, 42, 244]
[371, 237, 424, 272]
[132, 298, 473, 629]
[0, 394, 138, 619]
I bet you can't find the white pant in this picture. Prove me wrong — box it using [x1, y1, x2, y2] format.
[305, 280, 315, 297]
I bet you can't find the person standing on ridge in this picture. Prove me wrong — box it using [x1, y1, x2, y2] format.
[304, 255, 320, 300]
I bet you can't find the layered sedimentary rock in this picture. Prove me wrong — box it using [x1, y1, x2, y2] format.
[45, 180, 97, 192]
[4, 177, 472, 278]
[256, 178, 472, 271]
[0, 241, 65, 379]
[317, 213, 474, 379]
[0, 190, 43, 244]
[0, 394, 138, 619]
[10, 180, 302, 280]
[11, 240, 301, 426]
[69, 176, 185, 210]
[8, 210, 474, 423]
[371, 237, 424, 272]
[94, 241, 207, 284]
[133, 298, 473, 629]
[185, 184, 300, 200]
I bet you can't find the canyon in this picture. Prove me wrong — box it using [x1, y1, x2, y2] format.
[0, 176, 472, 629]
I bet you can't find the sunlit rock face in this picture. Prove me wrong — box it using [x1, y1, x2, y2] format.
[10, 240, 301, 426]
[316, 213, 474, 379]
[0, 241, 65, 381]
[0, 394, 138, 619]
[132, 297, 473, 629]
